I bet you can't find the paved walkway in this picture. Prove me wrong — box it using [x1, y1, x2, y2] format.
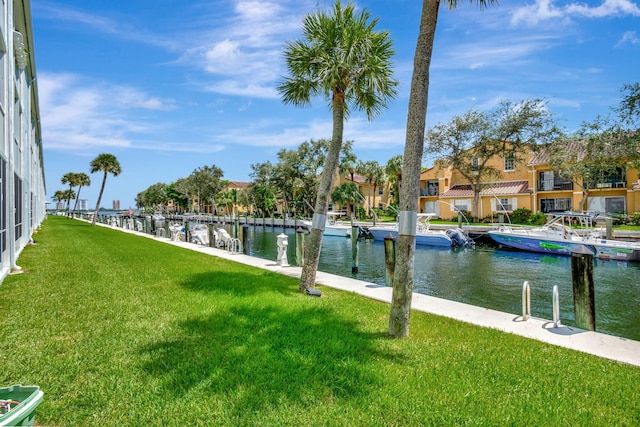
[107, 222, 640, 367]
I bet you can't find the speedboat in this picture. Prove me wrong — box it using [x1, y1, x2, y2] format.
[488, 211, 640, 261]
[366, 213, 473, 248]
[323, 211, 353, 237]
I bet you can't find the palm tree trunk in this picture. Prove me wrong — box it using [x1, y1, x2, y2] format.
[72, 186, 83, 214]
[299, 94, 345, 292]
[92, 173, 108, 226]
[389, 0, 439, 338]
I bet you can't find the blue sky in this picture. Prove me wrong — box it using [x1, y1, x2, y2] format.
[34, 0, 640, 209]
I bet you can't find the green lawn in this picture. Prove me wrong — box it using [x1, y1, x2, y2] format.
[1, 216, 639, 426]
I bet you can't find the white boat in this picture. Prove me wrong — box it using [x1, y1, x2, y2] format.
[488, 212, 640, 262]
[366, 213, 473, 248]
[323, 212, 354, 237]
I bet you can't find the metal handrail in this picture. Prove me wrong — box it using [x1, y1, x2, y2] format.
[522, 281, 531, 321]
[228, 238, 242, 254]
[552, 285, 561, 328]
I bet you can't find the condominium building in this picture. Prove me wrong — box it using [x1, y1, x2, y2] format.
[0, 0, 46, 282]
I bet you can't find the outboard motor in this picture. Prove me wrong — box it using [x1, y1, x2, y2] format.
[358, 226, 373, 240]
[446, 228, 474, 248]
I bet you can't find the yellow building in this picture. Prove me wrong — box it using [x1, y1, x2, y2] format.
[418, 146, 640, 221]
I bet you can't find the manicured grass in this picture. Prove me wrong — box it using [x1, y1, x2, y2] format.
[1, 216, 640, 426]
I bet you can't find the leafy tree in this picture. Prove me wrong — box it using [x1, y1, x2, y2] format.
[389, 0, 497, 338]
[279, 0, 398, 292]
[136, 182, 168, 211]
[547, 83, 640, 212]
[188, 165, 225, 212]
[165, 183, 189, 212]
[426, 100, 561, 221]
[89, 153, 122, 226]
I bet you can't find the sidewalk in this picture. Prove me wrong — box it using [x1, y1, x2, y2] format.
[109, 222, 640, 367]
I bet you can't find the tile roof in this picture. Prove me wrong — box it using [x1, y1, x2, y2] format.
[440, 180, 531, 198]
[527, 140, 585, 165]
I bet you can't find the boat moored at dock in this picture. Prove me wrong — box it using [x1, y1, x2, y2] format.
[488, 212, 640, 261]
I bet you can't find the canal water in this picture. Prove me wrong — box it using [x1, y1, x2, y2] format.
[222, 224, 640, 342]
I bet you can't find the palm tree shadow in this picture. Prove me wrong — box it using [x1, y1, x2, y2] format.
[179, 270, 299, 297]
[138, 303, 400, 416]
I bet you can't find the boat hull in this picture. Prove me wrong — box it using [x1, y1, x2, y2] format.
[323, 225, 351, 237]
[367, 227, 453, 247]
[488, 231, 640, 262]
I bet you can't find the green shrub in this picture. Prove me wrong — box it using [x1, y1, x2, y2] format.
[509, 208, 532, 224]
[628, 212, 640, 226]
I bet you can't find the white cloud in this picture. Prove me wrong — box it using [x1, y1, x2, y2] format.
[511, 0, 640, 26]
[616, 30, 640, 46]
[566, 0, 640, 18]
[39, 73, 178, 152]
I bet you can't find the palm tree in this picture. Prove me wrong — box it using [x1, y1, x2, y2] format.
[370, 164, 386, 226]
[61, 172, 78, 216]
[278, 0, 398, 293]
[330, 182, 363, 218]
[385, 154, 403, 204]
[90, 153, 122, 226]
[71, 173, 91, 215]
[388, 0, 497, 338]
[52, 190, 68, 211]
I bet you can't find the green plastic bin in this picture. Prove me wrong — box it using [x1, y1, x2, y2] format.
[0, 385, 43, 427]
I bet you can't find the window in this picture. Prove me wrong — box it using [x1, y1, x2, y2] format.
[504, 151, 515, 171]
[491, 198, 516, 212]
[471, 157, 479, 169]
[540, 198, 572, 213]
[454, 199, 470, 213]
[538, 171, 573, 191]
[378, 187, 383, 195]
[14, 173, 22, 240]
[426, 180, 439, 196]
[498, 198, 512, 211]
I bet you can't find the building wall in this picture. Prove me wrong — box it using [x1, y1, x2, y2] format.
[421, 147, 640, 220]
[0, 0, 46, 282]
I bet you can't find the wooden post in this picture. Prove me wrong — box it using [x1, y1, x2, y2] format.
[184, 221, 190, 243]
[571, 245, 596, 331]
[296, 227, 307, 266]
[351, 225, 360, 273]
[384, 233, 396, 286]
[605, 218, 613, 240]
[234, 217, 239, 239]
[241, 224, 250, 255]
[458, 212, 462, 227]
[208, 224, 215, 248]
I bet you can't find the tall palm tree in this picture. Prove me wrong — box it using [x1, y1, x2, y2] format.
[388, 0, 496, 338]
[385, 154, 403, 204]
[61, 172, 79, 216]
[370, 164, 386, 225]
[278, 0, 398, 293]
[71, 173, 91, 214]
[90, 153, 122, 226]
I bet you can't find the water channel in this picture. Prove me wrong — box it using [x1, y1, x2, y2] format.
[217, 222, 640, 342]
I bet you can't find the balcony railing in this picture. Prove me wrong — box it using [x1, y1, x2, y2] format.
[595, 181, 626, 189]
[537, 181, 573, 191]
[420, 189, 439, 197]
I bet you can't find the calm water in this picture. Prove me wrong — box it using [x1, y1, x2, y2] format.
[223, 224, 640, 341]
